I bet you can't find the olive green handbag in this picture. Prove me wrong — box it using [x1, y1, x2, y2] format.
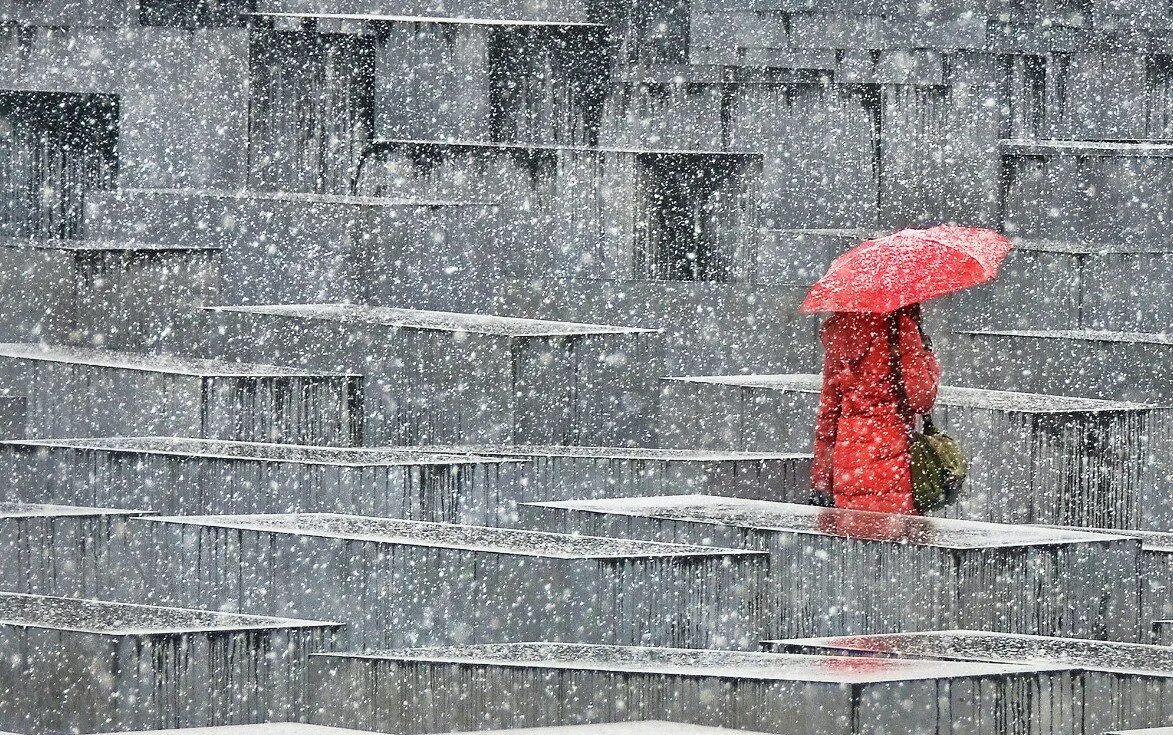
[889, 321, 967, 513]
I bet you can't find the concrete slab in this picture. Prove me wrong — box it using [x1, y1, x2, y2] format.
[0, 503, 145, 598]
[0, 237, 222, 350]
[418, 444, 811, 508]
[0, 438, 521, 523]
[0, 343, 364, 446]
[120, 513, 768, 650]
[307, 642, 1078, 735]
[0, 592, 340, 734]
[524, 495, 1141, 640]
[201, 304, 663, 446]
[768, 631, 1173, 734]
[658, 374, 1170, 529]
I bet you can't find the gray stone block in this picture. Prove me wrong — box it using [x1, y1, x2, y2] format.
[307, 643, 1078, 735]
[86, 724, 776, 735]
[120, 513, 769, 650]
[1003, 141, 1173, 247]
[0, 0, 135, 27]
[0, 26, 249, 189]
[255, 0, 594, 24]
[0, 91, 118, 240]
[198, 304, 662, 446]
[0, 343, 364, 446]
[0, 238, 222, 350]
[754, 228, 873, 285]
[358, 141, 762, 283]
[418, 444, 812, 508]
[0, 592, 341, 734]
[1156, 621, 1172, 646]
[0, 398, 23, 439]
[496, 277, 820, 375]
[951, 330, 1173, 404]
[525, 495, 1142, 641]
[768, 631, 1173, 735]
[84, 188, 499, 308]
[0, 503, 143, 599]
[657, 375, 1171, 529]
[0, 438, 521, 524]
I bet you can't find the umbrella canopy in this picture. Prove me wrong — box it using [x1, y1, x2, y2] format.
[800, 225, 1014, 314]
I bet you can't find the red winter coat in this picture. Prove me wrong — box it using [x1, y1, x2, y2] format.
[811, 309, 941, 515]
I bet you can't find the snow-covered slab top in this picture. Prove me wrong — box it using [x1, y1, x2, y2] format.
[528, 495, 1123, 550]
[961, 328, 1173, 347]
[143, 513, 759, 560]
[1046, 525, 1173, 553]
[770, 631, 1173, 677]
[1105, 728, 1173, 735]
[249, 11, 605, 27]
[417, 444, 810, 462]
[0, 501, 147, 518]
[373, 138, 760, 158]
[115, 188, 488, 208]
[210, 304, 655, 337]
[2, 437, 518, 468]
[0, 592, 339, 635]
[0, 343, 358, 378]
[1001, 138, 1173, 157]
[105, 722, 775, 735]
[668, 373, 1155, 412]
[1011, 237, 1173, 255]
[317, 642, 1066, 684]
[0, 236, 220, 252]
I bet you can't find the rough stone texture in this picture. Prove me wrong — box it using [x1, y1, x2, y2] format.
[524, 495, 1142, 641]
[0, 503, 143, 599]
[658, 375, 1171, 529]
[307, 643, 1079, 735]
[0, 592, 340, 735]
[113, 514, 769, 650]
[767, 631, 1173, 734]
[0, 237, 222, 350]
[0, 438, 522, 523]
[418, 445, 812, 512]
[194, 304, 663, 446]
[0, 343, 365, 446]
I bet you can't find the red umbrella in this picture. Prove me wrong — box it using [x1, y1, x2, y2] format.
[800, 225, 1014, 314]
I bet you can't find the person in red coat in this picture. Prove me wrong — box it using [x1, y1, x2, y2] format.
[811, 304, 941, 515]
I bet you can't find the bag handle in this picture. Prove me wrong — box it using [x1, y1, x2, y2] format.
[887, 315, 919, 440]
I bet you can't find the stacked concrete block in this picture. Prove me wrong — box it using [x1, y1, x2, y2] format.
[0, 24, 250, 189]
[0, 343, 364, 446]
[951, 330, 1173, 404]
[497, 277, 820, 375]
[1003, 141, 1173, 249]
[1155, 622, 1172, 646]
[359, 140, 762, 284]
[84, 189, 500, 310]
[418, 444, 811, 511]
[769, 631, 1173, 735]
[0, 503, 143, 599]
[0, 592, 340, 734]
[0, 397, 24, 439]
[308, 643, 1079, 735]
[0, 237, 221, 350]
[659, 374, 1170, 529]
[0, 90, 118, 239]
[947, 240, 1173, 333]
[0, 438, 521, 524]
[117, 513, 769, 650]
[200, 303, 662, 446]
[89, 724, 777, 735]
[525, 495, 1142, 641]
